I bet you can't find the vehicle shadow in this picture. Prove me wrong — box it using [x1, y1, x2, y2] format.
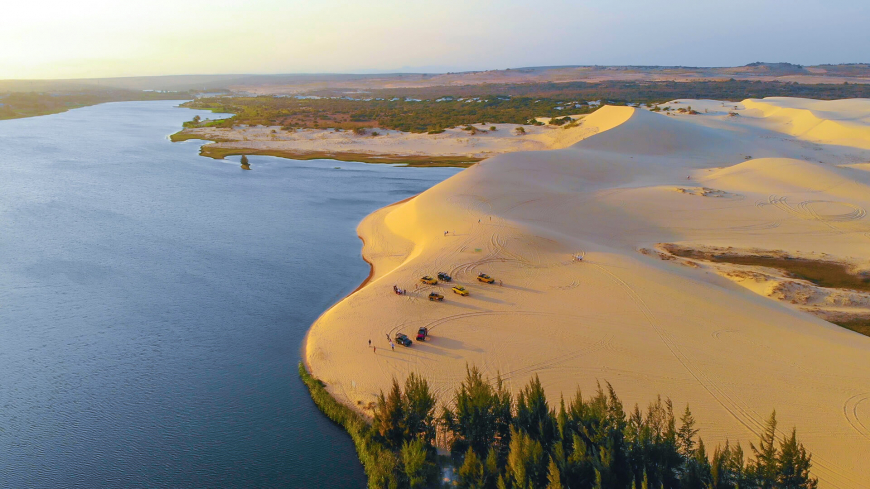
[442, 301, 485, 311]
[467, 294, 509, 305]
[416, 337, 483, 355]
[497, 284, 541, 293]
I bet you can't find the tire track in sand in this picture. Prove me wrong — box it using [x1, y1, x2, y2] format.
[590, 263, 859, 488]
[843, 393, 870, 441]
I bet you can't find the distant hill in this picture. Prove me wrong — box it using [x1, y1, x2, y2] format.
[732, 62, 809, 74]
[2, 64, 869, 97]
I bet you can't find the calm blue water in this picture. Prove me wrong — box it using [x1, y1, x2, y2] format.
[0, 101, 460, 488]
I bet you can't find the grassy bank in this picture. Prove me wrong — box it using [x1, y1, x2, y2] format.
[194, 142, 480, 168]
[168, 131, 233, 143]
[298, 362, 399, 488]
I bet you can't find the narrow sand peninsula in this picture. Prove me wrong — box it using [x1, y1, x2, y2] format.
[175, 116, 615, 163]
[306, 99, 870, 487]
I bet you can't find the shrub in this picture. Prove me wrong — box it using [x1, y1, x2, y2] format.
[515, 127, 526, 135]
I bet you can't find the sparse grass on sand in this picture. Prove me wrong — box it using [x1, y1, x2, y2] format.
[198, 144, 481, 168]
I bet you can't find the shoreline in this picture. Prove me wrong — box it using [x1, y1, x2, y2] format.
[170, 131, 482, 168]
[166, 113, 615, 169]
[300, 194, 417, 387]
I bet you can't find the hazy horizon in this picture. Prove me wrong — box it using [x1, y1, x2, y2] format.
[3, 0, 868, 80]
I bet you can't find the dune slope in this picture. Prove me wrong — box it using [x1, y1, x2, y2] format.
[306, 101, 870, 488]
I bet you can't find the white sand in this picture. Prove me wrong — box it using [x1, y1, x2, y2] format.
[306, 99, 870, 487]
[178, 116, 621, 160]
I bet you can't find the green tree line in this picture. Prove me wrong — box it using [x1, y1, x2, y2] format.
[181, 79, 870, 135]
[301, 363, 816, 489]
[0, 89, 195, 120]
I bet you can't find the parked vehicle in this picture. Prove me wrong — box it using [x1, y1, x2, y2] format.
[428, 292, 444, 301]
[477, 273, 495, 284]
[420, 276, 438, 285]
[395, 333, 413, 347]
[437, 272, 452, 282]
[452, 285, 469, 296]
[416, 327, 429, 341]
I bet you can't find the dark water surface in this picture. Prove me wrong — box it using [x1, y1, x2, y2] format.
[0, 101, 460, 488]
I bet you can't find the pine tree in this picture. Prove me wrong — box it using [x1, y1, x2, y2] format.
[401, 438, 431, 488]
[508, 428, 530, 489]
[374, 378, 405, 448]
[516, 375, 556, 450]
[459, 449, 485, 489]
[442, 366, 513, 458]
[484, 448, 500, 489]
[403, 372, 436, 444]
[546, 457, 563, 489]
[750, 411, 779, 488]
[677, 405, 699, 459]
[777, 428, 818, 489]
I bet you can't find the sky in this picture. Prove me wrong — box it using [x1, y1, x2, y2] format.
[1, 0, 868, 79]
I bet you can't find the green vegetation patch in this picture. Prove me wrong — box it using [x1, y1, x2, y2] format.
[178, 79, 870, 136]
[831, 317, 870, 337]
[668, 248, 870, 292]
[168, 131, 234, 143]
[180, 95, 596, 133]
[0, 90, 195, 120]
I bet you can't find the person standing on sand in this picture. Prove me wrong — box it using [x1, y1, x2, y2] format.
[368, 339, 371, 347]
[373, 346, 376, 353]
[391, 342, 394, 351]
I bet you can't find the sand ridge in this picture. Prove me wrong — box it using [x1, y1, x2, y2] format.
[306, 99, 870, 487]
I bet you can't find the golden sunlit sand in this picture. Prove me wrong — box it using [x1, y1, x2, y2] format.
[306, 98, 870, 487]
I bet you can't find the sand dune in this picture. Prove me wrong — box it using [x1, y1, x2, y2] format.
[744, 98, 870, 149]
[306, 99, 870, 487]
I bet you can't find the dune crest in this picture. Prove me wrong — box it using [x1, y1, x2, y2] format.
[744, 97, 870, 149]
[306, 98, 870, 487]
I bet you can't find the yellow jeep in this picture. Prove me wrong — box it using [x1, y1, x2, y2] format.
[452, 285, 469, 296]
[420, 276, 438, 285]
[477, 273, 495, 284]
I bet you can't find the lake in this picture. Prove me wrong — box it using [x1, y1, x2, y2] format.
[0, 101, 460, 488]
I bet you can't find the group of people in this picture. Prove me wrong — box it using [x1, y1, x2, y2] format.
[392, 285, 406, 295]
[369, 336, 395, 353]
